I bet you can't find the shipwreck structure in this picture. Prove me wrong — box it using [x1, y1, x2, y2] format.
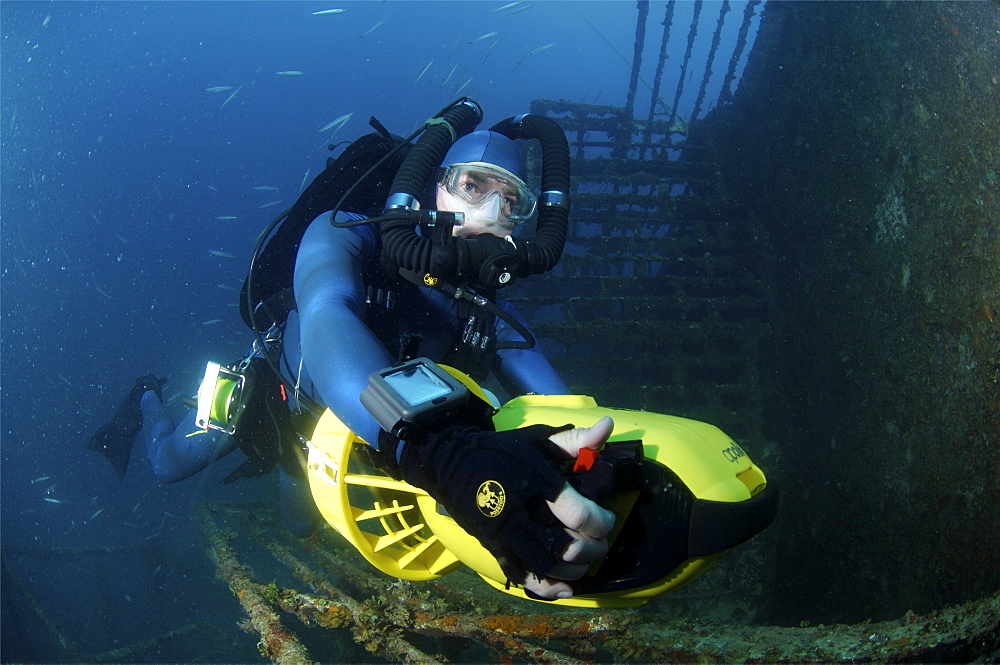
[518, 0, 1000, 629]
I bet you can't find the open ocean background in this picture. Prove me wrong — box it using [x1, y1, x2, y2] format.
[1, 2, 755, 660]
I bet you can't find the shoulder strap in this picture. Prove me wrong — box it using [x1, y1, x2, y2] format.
[240, 129, 411, 330]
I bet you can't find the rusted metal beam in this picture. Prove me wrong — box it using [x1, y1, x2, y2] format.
[196, 501, 1000, 664]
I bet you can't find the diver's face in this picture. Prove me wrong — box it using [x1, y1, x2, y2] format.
[437, 180, 517, 239]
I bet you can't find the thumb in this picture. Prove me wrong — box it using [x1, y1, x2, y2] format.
[548, 416, 614, 458]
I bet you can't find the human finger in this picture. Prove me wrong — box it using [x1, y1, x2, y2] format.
[523, 573, 573, 600]
[547, 482, 615, 538]
[548, 416, 614, 457]
[561, 529, 609, 563]
[545, 529, 609, 580]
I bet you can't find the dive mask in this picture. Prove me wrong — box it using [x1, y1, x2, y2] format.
[438, 162, 537, 223]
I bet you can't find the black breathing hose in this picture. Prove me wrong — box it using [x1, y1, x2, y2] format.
[489, 114, 571, 278]
[379, 103, 571, 290]
[379, 99, 484, 278]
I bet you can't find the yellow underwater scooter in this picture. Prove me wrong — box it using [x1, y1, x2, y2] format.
[305, 360, 778, 608]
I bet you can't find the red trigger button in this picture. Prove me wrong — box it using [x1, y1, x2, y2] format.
[573, 447, 599, 472]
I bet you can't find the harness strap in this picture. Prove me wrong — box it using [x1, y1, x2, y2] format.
[254, 288, 298, 328]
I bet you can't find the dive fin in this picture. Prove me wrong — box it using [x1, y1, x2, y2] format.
[87, 375, 166, 480]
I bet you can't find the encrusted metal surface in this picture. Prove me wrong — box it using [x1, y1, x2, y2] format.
[196, 501, 1000, 664]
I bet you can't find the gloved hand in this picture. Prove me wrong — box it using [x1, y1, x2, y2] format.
[397, 416, 616, 600]
[528, 416, 616, 599]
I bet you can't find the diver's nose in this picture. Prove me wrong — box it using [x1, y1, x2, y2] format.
[478, 192, 502, 221]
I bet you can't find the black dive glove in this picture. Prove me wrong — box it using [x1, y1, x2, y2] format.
[396, 423, 575, 585]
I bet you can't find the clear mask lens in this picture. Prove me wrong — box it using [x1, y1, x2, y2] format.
[439, 163, 537, 222]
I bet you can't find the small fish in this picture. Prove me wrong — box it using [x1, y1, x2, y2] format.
[258, 200, 283, 209]
[360, 19, 385, 38]
[481, 40, 498, 63]
[132, 502, 141, 513]
[203, 85, 234, 93]
[449, 33, 463, 58]
[87, 508, 104, 522]
[252, 185, 278, 191]
[312, 8, 346, 15]
[31, 476, 50, 484]
[44, 498, 63, 504]
[163, 511, 183, 520]
[208, 250, 236, 258]
[454, 77, 474, 96]
[490, 1, 523, 12]
[116, 233, 130, 244]
[43, 14, 51, 27]
[57, 374, 73, 387]
[512, 42, 556, 72]
[153, 184, 163, 201]
[298, 167, 311, 193]
[215, 216, 237, 221]
[441, 64, 457, 88]
[89, 210, 101, 225]
[332, 117, 352, 134]
[413, 60, 433, 84]
[202, 319, 223, 326]
[216, 283, 238, 292]
[44, 484, 57, 493]
[152, 565, 162, 577]
[276, 70, 304, 76]
[318, 118, 343, 134]
[470, 32, 498, 44]
[96, 287, 113, 300]
[318, 112, 352, 133]
[216, 84, 243, 113]
[206, 184, 219, 192]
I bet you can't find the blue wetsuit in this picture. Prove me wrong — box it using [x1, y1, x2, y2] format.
[294, 212, 568, 448]
[140, 211, 566, 536]
[139, 311, 317, 535]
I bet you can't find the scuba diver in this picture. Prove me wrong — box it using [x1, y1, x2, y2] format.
[89, 99, 618, 601]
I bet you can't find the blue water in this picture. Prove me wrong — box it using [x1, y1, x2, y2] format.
[1, 2, 757, 660]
